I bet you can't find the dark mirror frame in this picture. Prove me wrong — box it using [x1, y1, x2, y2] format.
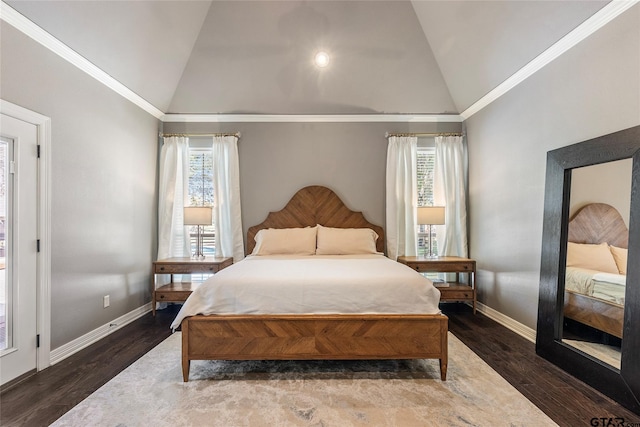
[536, 125, 640, 414]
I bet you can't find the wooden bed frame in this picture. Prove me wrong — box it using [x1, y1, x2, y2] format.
[564, 203, 628, 338]
[181, 185, 449, 381]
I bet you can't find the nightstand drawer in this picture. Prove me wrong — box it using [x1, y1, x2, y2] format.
[409, 262, 473, 273]
[440, 289, 473, 300]
[156, 290, 192, 302]
[156, 264, 217, 274]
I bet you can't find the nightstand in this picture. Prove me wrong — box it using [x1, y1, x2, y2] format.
[151, 257, 233, 316]
[397, 256, 477, 314]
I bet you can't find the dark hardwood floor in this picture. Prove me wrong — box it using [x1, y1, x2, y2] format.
[1, 304, 638, 426]
[1, 308, 175, 427]
[442, 304, 638, 425]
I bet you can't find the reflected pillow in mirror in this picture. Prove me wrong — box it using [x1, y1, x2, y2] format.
[610, 245, 628, 275]
[566, 242, 619, 274]
[252, 226, 317, 255]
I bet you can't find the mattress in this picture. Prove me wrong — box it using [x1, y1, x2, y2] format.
[565, 266, 626, 305]
[171, 254, 441, 330]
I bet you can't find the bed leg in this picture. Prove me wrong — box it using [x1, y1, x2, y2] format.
[440, 315, 448, 381]
[182, 359, 190, 382]
[181, 319, 190, 382]
[439, 359, 447, 381]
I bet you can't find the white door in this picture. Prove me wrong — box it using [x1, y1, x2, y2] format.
[0, 113, 38, 386]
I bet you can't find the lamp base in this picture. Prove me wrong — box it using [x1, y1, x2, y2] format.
[425, 225, 439, 259]
[191, 225, 206, 260]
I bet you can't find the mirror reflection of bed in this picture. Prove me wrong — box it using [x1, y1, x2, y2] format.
[563, 203, 628, 369]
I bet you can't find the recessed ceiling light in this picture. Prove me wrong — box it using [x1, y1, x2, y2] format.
[314, 51, 330, 68]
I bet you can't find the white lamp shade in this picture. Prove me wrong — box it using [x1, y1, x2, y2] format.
[417, 206, 445, 225]
[183, 206, 213, 225]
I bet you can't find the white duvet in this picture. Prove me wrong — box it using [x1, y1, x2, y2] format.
[565, 266, 626, 305]
[170, 254, 441, 330]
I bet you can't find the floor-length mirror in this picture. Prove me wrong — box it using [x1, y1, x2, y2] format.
[536, 125, 640, 414]
[562, 159, 631, 370]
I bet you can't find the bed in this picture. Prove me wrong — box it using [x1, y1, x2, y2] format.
[564, 203, 628, 338]
[174, 185, 448, 382]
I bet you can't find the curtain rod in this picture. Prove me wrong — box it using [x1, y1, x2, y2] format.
[385, 132, 462, 138]
[160, 132, 241, 138]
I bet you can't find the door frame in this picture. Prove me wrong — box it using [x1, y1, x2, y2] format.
[0, 99, 51, 372]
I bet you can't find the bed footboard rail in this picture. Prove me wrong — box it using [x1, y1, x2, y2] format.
[181, 314, 448, 382]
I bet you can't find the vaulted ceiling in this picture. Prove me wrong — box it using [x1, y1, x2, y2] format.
[5, 0, 609, 115]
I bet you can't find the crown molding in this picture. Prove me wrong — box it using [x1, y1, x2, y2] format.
[161, 114, 463, 123]
[461, 0, 639, 120]
[0, 1, 164, 119]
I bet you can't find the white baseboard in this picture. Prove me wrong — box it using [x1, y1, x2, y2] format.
[50, 303, 152, 365]
[475, 302, 537, 343]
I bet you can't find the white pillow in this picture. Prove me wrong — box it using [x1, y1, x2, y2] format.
[315, 225, 379, 255]
[252, 226, 317, 255]
[566, 242, 619, 274]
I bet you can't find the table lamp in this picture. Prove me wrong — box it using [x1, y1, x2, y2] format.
[418, 206, 445, 258]
[184, 206, 213, 259]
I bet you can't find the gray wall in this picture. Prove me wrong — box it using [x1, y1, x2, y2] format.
[163, 121, 462, 245]
[465, 5, 640, 329]
[1, 25, 159, 349]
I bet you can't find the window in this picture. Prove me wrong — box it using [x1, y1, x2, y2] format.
[0, 139, 8, 350]
[417, 145, 438, 257]
[187, 142, 215, 257]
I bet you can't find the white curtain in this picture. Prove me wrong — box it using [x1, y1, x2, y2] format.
[434, 135, 468, 257]
[385, 136, 418, 260]
[212, 135, 245, 262]
[158, 136, 191, 260]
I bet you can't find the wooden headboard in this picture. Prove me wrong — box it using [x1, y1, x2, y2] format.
[247, 185, 385, 255]
[568, 203, 628, 249]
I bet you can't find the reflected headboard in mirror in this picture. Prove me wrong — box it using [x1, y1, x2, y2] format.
[536, 125, 640, 414]
[565, 203, 628, 339]
[568, 203, 628, 248]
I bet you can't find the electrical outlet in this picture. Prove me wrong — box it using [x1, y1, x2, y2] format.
[103, 295, 110, 308]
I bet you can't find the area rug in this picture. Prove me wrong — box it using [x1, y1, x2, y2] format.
[50, 332, 557, 426]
